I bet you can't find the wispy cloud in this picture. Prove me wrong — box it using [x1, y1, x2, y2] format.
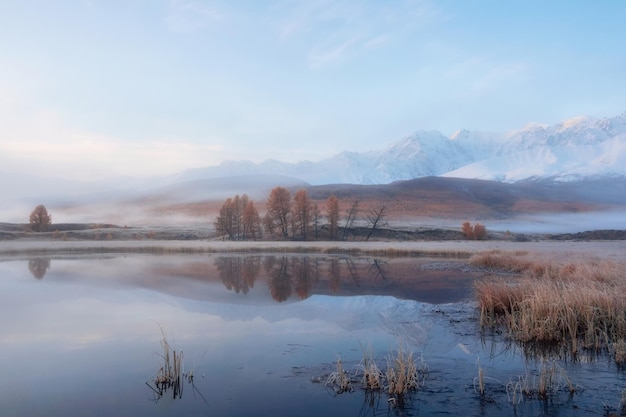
[361, 34, 390, 50]
[440, 57, 530, 96]
[274, 0, 440, 69]
[307, 36, 360, 69]
[164, 0, 222, 33]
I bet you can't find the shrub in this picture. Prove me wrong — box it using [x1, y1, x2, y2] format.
[462, 221, 487, 240]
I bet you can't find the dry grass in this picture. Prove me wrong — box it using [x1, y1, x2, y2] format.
[356, 346, 384, 391]
[325, 358, 352, 394]
[505, 361, 576, 405]
[324, 346, 429, 405]
[385, 348, 428, 398]
[474, 251, 626, 359]
[147, 327, 184, 400]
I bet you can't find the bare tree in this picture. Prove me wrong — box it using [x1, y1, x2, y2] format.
[292, 189, 313, 240]
[312, 203, 321, 240]
[365, 205, 388, 241]
[266, 187, 292, 239]
[326, 194, 340, 240]
[341, 200, 359, 241]
[29, 204, 52, 232]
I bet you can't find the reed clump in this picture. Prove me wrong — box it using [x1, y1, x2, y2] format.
[356, 347, 384, 391]
[474, 251, 626, 359]
[505, 361, 576, 405]
[147, 328, 184, 399]
[324, 347, 429, 404]
[325, 358, 352, 394]
[385, 348, 427, 396]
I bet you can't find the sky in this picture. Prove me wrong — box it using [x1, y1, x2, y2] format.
[1, 0, 625, 181]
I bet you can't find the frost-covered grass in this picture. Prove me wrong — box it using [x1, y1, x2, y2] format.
[2, 239, 625, 259]
[325, 346, 429, 405]
[474, 250, 626, 359]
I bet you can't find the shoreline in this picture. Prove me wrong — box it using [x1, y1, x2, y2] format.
[1, 239, 625, 260]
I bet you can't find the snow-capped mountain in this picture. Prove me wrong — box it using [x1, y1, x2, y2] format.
[176, 111, 626, 185]
[445, 112, 626, 182]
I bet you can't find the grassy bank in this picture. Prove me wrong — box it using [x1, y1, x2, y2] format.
[473, 250, 626, 361]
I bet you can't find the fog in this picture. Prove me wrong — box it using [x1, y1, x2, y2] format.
[487, 209, 626, 234]
[2, 171, 625, 235]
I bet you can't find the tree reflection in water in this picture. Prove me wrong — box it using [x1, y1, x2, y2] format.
[329, 258, 341, 293]
[292, 257, 319, 300]
[215, 256, 261, 295]
[265, 256, 292, 302]
[28, 258, 51, 279]
[215, 254, 466, 303]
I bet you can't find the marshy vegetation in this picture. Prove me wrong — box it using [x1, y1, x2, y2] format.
[146, 327, 185, 400]
[323, 345, 429, 407]
[474, 358, 578, 406]
[473, 250, 626, 362]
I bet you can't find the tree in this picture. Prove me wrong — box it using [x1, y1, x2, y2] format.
[215, 197, 236, 240]
[461, 221, 473, 239]
[341, 200, 359, 241]
[214, 194, 255, 240]
[365, 205, 388, 241]
[473, 223, 487, 240]
[292, 189, 313, 240]
[312, 203, 321, 240]
[242, 200, 262, 240]
[326, 195, 340, 240]
[266, 187, 292, 238]
[29, 204, 51, 232]
[462, 221, 487, 240]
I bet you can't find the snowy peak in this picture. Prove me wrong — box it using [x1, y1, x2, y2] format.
[174, 111, 626, 185]
[503, 113, 626, 151]
[447, 112, 626, 182]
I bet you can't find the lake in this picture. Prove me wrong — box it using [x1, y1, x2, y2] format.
[1, 253, 624, 416]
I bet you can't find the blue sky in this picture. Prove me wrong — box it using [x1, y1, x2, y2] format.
[1, 0, 625, 180]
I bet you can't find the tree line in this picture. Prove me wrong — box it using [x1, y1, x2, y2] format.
[214, 186, 388, 241]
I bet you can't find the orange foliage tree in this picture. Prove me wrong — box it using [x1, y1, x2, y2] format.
[462, 221, 487, 240]
[326, 195, 340, 240]
[292, 189, 313, 240]
[29, 204, 52, 232]
[266, 187, 292, 239]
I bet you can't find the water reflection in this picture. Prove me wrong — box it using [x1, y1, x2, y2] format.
[28, 258, 50, 279]
[3, 254, 624, 416]
[262, 256, 321, 302]
[215, 256, 392, 302]
[22, 253, 476, 304]
[213, 255, 469, 304]
[215, 256, 261, 295]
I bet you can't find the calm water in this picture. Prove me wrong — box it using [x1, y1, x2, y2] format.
[1, 254, 624, 416]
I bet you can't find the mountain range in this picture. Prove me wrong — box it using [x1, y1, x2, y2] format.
[175, 111, 626, 185]
[3, 111, 626, 226]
